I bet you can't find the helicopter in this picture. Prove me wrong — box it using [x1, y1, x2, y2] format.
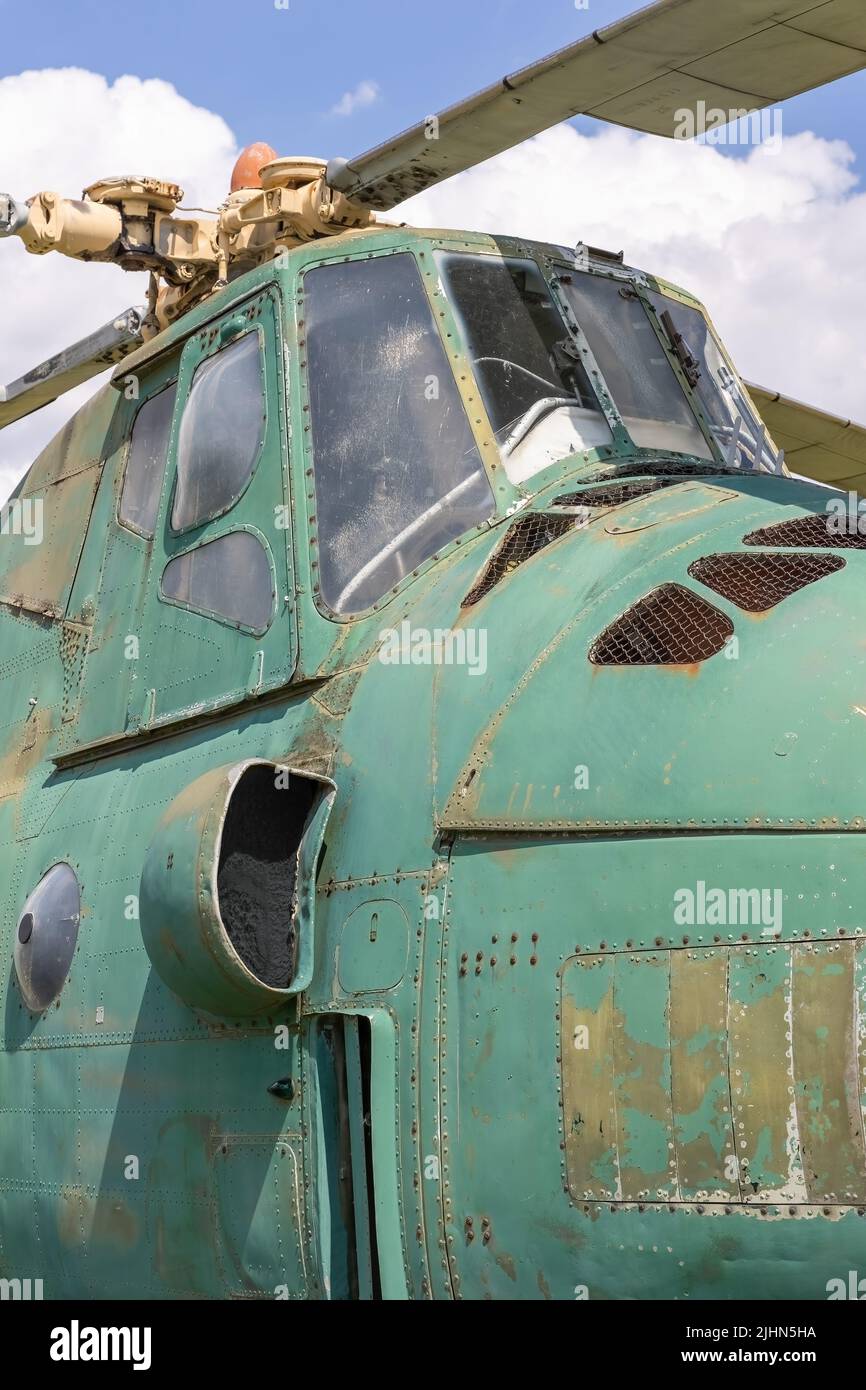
[0, 0, 866, 1303]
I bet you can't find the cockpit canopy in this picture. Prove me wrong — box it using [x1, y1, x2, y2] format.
[300, 236, 779, 615]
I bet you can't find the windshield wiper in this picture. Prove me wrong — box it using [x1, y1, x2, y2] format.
[550, 335, 588, 392]
[660, 310, 701, 388]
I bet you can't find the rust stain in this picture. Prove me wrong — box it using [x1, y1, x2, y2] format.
[91, 1196, 140, 1250]
[494, 1249, 517, 1282]
[659, 662, 701, 679]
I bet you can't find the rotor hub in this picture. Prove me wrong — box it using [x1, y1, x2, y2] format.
[83, 176, 183, 214]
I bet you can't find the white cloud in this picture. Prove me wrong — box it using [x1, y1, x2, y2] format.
[0, 68, 237, 500]
[398, 123, 866, 428]
[330, 80, 380, 118]
[3, 78, 865, 509]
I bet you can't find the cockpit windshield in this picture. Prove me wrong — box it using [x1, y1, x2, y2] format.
[647, 293, 780, 471]
[301, 243, 782, 621]
[559, 272, 713, 462]
[437, 253, 783, 480]
[304, 252, 494, 615]
[435, 252, 612, 483]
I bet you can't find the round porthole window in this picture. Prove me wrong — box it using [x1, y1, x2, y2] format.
[13, 863, 81, 1011]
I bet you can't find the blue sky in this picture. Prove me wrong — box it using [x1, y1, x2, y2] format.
[3, 0, 866, 493]
[2, 0, 864, 175]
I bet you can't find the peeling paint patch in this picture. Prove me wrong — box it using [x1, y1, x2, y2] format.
[561, 939, 866, 1207]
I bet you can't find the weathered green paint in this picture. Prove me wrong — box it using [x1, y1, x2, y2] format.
[0, 225, 865, 1299]
[441, 838, 866, 1298]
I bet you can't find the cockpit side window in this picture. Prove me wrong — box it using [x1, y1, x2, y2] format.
[435, 252, 612, 482]
[560, 273, 713, 460]
[119, 383, 177, 538]
[161, 529, 275, 634]
[171, 330, 266, 532]
[303, 252, 495, 615]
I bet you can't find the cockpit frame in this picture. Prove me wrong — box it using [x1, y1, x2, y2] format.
[283, 225, 781, 631]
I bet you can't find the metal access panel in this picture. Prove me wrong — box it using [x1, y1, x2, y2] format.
[438, 832, 866, 1301]
[561, 941, 866, 1206]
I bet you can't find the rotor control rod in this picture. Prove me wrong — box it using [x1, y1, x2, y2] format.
[0, 188, 122, 258]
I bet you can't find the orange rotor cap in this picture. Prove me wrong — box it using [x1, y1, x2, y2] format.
[230, 143, 279, 192]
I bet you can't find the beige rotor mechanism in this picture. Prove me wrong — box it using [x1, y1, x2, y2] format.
[0, 145, 375, 335]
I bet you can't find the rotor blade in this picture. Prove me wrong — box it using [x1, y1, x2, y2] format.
[749, 383, 866, 493]
[328, 0, 866, 209]
[0, 306, 146, 432]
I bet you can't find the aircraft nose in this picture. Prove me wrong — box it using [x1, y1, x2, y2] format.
[437, 485, 866, 837]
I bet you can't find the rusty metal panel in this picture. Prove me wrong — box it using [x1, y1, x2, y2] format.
[0, 467, 100, 618]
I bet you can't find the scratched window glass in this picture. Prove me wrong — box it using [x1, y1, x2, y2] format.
[161, 530, 275, 633]
[303, 252, 494, 615]
[436, 252, 611, 484]
[647, 293, 779, 470]
[172, 331, 266, 531]
[119, 383, 177, 537]
[561, 273, 713, 459]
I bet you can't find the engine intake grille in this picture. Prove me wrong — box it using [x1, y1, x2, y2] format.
[744, 514, 866, 550]
[580, 460, 743, 483]
[689, 551, 845, 612]
[552, 478, 676, 508]
[462, 513, 577, 607]
[590, 584, 733, 666]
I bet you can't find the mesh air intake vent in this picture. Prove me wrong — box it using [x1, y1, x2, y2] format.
[689, 551, 845, 612]
[743, 514, 866, 550]
[590, 584, 733, 666]
[552, 478, 676, 508]
[462, 513, 577, 607]
[580, 461, 743, 484]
